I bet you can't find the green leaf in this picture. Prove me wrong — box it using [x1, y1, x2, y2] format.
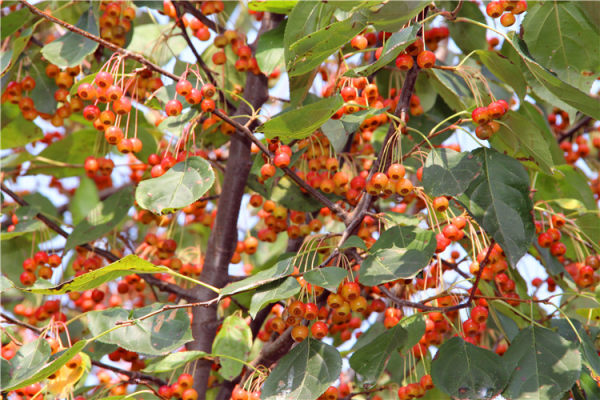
[0, 103, 43, 149]
[2, 29, 31, 77]
[459, 148, 534, 266]
[288, 69, 318, 107]
[248, 0, 297, 13]
[41, 9, 99, 67]
[350, 324, 407, 385]
[256, 21, 286, 76]
[220, 258, 294, 296]
[476, 50, 527, 99]
[503, 326, 582, 400]
[432, 337, 509, 400]
[340, 235, 367, 251]
[126, 23, 187, 66]
[1, 337, 51, 389]
[359, 225, 436, 287]
[398, 313, 426, 350]
[270, 176, 333, 212]
[286, 9, 365, 76]
[157, 110, 198, 137]
[422, 148, 481, 197]
[2, 340, 87, 392]
[522, 2, 599, 86]
[534, 165, 600, 254]
[427, 69, 473, 111]
[70, 177, 100, 226]
[0, 275, 14, 293]
[29, 63, 59, 114]
[551, 319, 600, 375]
[352, 322, 386, 351]
[303, 267, 348, 292]
[135, 156, 215, 215]
[65, 187, 133, 251]
[22, 255, 171, 295]
[87, 303, 193, 356]
[1, 7, 30, 38]
[33, 129, 100, 178]
[143, 350, 210, 374]
[212, 315, 252, 380]
[262, 339, 342, 400]
[491, 110, 556, 175]
[510, 35, 600, 120]
[248, 277, 301, 318]
[535, 244, 567, 276]
[0, 49, 11, 76]
[320, 108, 386, 152]
[346, 25, 419, 77]
[0, 206, 43, 240]
[258, 95, 344, 141]
[365, 1, 428, 31]
[447, 0, 487, 55]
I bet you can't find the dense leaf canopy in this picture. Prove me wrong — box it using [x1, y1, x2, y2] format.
[1, 1, 599, 400]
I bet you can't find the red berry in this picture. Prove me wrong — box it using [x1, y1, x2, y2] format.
[95, 71, 114, 88]
[274, 152, 290, 168]
[395, 54, 414, 71]
[350, 34, 368, 50]
[165, 99, 182, 116]
[416, 50, 436, 69]
[486, 1, 503, 18]
[472, 107, 490, 125]
[176, 79, 192, 96]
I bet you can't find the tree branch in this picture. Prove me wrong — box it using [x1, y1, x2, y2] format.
[557, 115, 593, 142]
[379, 241, 495, 312]
[173, 2, 233, 110]
[187, 14, 284, 400]
[212, 109, 350, 224]
[1, 183, 199, 302]
[18, 0, 180, 82]
[0, 312, 167, 387]
[180, 1, 226, 34]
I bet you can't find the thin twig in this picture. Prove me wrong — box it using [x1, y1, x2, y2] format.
[0, 312, 167, 386]
[557, 116, 593, 142]
[114, 298, 219, 326]
[180, 1, 226, 34]
[173, 2, 233, 110]
[379, 241, 495, 312]
[18, 0, 180, 82]
[211, 109, 351, 224]
[1, 183, 199, 302]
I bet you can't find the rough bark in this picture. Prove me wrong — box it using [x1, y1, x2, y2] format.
[188, 13, 283, 399]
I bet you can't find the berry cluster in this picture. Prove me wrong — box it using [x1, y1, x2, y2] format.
[19, 251, 62, 286]
[471, 99, 509, 140]
[158, 373, 199, 400]
[486, 0, 528, 27]
[98, 1, 135, 47]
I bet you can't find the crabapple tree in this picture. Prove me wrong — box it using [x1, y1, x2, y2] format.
[1, 1, 599, 400]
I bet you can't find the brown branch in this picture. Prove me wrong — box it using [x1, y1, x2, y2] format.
[438, 0, 464, 20]
[180, 1, 226, 34]
[187, 14, 284, 400]
[557, 115, 593, 142]
[173, 2, 232, 111]
[115, 298, 218, 326]
[1, 183, 119, 263]
[0, 312, 167, 387]
[18, 0, 180, 82]
[212, 109, 350, 224]
[1, 182, 199, 302]
[379, 241, 495, 312]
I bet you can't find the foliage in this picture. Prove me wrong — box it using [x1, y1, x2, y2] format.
[1, 1, 599, 400]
